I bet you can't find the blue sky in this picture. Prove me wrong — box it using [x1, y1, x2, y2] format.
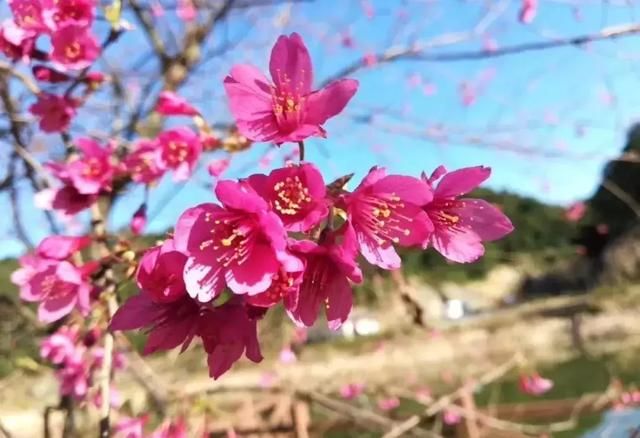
[2, 0, 640, 257]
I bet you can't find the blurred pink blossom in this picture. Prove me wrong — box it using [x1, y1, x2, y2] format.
[377, 396, 400, 411]
[565, 202, 586, 222]
[340, 383, 365, 400]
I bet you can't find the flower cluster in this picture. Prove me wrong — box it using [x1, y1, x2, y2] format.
[14, 31, 514, 384]
[2, 0, 104, 132]
[36, 91, 215, 227]
[40, 325, 126, 404]
[12, 235, 95, 323]
[109, 34, 513, 379]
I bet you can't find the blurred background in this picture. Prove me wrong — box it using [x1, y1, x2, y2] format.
[2, 0, 640, 436]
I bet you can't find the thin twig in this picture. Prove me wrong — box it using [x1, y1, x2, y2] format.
[602, 178, 640, 218]
[322, 22, 640, 86]
[297, 390, 438, 438]
[0, 418, 13, 438]
[382, 353, 524, 438]
[0, 61, 40, 95]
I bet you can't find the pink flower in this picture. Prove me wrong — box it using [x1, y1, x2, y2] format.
[91, 348, 128, 371]
[151, 1, 165, 17]
[43, 0, 95, 31]
[519, 373, 553, 396]
[110, 292, 201, 355]
[201, 133, 221, 151]
[84, 71, 105, 88]
[415, 387, 432, 403]
[130, 204, 147, 236]
[340, 383, 365, 400]
[443, 410, 461, 425]
[363, 53, 377, 67]
[423, 82, 437, 96]
[150, 417, 188, 438]
[56, 353, 89, 400]
[245, 267, 302, 310]
[278, 346, 297, 364]
[45, 161, 99, 215]
[114, 415, 148, 438]
[156, 127, 202, 182]
[377, 396, 400, 411]
[32, 65, 72, 83]
[176, 0, 196, 21]
[421, 166, 514, 263]
[260, 371, 278, 388]
[0, 19, 36, 61]
[40, 325, 79, 365]
[483, 37, 498, 53]
[292, 327, 308, 345]
[341, 31, 354, 48]
[198, 298, 263, 379]
[361, 0, 375, 19]
[224, 33, 359, 144]
[123, 139, 164, 184]
[51, 23, 100, 70]
[136, 239, 188, 303]
[51, 185, 98, 215]
[65, 138, 116, 195]
[156, 91, 199, 116]
[9, 0, 47, 32]
[565, 202, 586, 222]
[519, 0, 537, 24]
[207, 158, 230, 178]
[341, 167, 433, 269]
[29, 93, 77, 133]
[288, 226, 363, 329]
[36, 235, 91, 260]
[19, 260, 91, 323]
[248, 163, 329, 232]
[459, 81, 476, 106]
[174, 179, 302, 302]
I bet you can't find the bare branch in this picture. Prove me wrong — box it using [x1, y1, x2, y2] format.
[322, 22, 640, 86]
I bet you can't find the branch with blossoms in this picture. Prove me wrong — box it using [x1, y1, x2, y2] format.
[0, 0, 523, 433]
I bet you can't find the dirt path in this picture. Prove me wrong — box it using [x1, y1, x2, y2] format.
[2, 308, 640, 437]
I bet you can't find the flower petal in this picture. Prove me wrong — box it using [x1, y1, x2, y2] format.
[325, 273, 353, 330]
[432, 227, 484, 263]
[357, 232, 401, 270]
[39, 293, 76, 323]
[110, 293, 160, 331]
[183, 258, 224, 302]
[225, 244, 278, 295]
[269, 33, 313, 95]
[434, 166, 491, 199]
[373, 175, 433, 205]
[453, 199, 514, 241]
[305, 78, 358, 126]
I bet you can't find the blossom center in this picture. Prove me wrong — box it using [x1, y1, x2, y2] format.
[273, 176, 311, 216]
[265, 270, 295, 301]
[40, 274, 74, 299]
[165, 141, 189, 165]
[361, 194, 412, 244]
[64, 42, 82, 60]
[199, 213, 252, 268]
[271, 70, 306, 132]
[133, 156, 153, 175]
[82, 158, 102, 177]
[428, 200, 462, 228]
